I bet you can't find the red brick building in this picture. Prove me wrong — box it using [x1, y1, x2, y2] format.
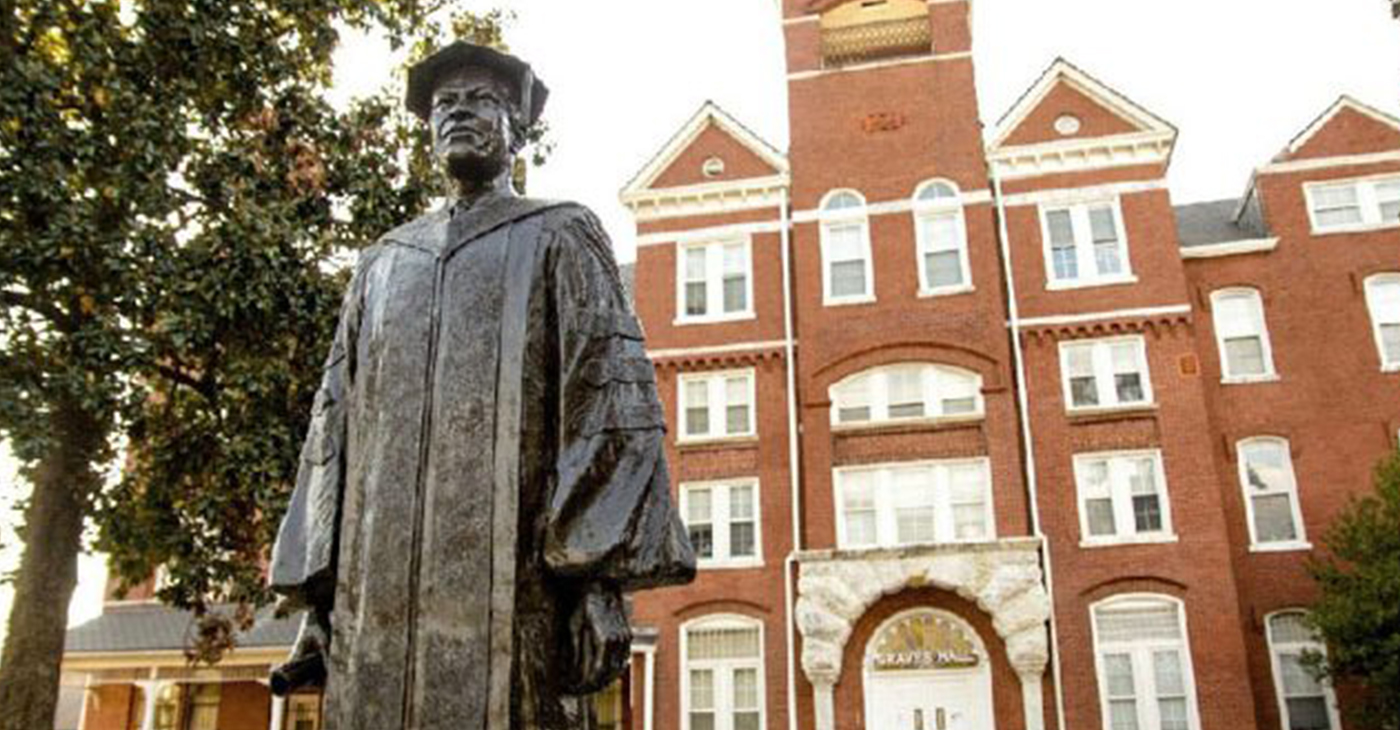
[619, 3, 1400, 730]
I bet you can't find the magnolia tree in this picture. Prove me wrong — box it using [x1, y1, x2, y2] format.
[0, 3, 543, 727]
[1308, 452, 1400, 729]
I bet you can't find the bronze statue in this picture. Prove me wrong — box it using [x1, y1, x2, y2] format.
[267, 42, 696, 730]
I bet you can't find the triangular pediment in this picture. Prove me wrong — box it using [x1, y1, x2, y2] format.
[621, 102, 788, 198]
[991, 58, 1175, 151]
[1279, 96, 1400, 162]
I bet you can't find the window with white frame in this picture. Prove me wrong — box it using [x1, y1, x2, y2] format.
[819, 190, 873, 304]
[1040, 200, 1131, 287]
[1092, 596, 1200, 730]
[829, 363, 983, 426]
[682, 480, 761, 567]
[1060, 337, 1153, 411]
[1237, 438, 1308, 550]
[1267, 611, 1338, 730]
[1211, 289, 1277, 381]
[913, 180, 972, 294]
[680, 370, 755, 442]
[1074, 451, 1173, 545]
[834, 459, 992, 548]
[1306, 175, 1400, 232]
[1364, 274, 1400, 370]
[679, 239, 752, 323]
[683, 617, 765, 730]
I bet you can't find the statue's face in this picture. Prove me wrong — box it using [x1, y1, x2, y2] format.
[430, 67, 516, 185]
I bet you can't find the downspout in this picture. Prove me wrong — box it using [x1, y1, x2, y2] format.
[779, 185, 804, 730]
[991, 163, 1069, 730]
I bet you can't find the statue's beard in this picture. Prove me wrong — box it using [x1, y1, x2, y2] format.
[442, 146, 511, 188]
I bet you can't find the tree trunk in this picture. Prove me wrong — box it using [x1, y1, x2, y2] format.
[0, 401, 105, 730]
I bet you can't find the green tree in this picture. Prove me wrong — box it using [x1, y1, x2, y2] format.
[0, 2, 540, 726]
[1308, 451, 1400, 729]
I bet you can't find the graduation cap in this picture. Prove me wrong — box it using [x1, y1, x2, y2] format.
[405, 41, 549, 126]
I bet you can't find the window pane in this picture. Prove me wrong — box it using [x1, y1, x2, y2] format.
[923, 214, 961, 251]
[1104, 653, 1136, 697]
[734, 714, 761, 730]
[939, 370, 980, 416]
[1242, 442, 1290, 491]
[1115, 373, 1145, 404]
[1087, 498, 1117, 537]
[730, 485, 754, 519]
[1285, 698, 1331, 730]
[725, 377, 751, 434]
[689, 525, 714, 559]
[887, 368, 925, 419]
[952, 505, 986, 540]
[1224, 337, 1267, 376]
[1381, 199, 1400, 225]
[1216, 293, 1263, 339]
[918, 182, 958, 201]
[1071, 377, 1100, 407]
[726, 405, 751, 435]
[1381, 324, 1400, 363]
[1065, 346, 1099, 407]
[1280, 654, 1324, 696]
[690, 715, 715, 730]
[826, 192, 862, 210]
[730, 521, 756, 558]
[925, 250, 964, 289]
[1090, 206, 1123, 275]
[1313, 184, 1358, 208]
[842, 473, 877, 546]
[688, 627, 760, 660]
[1153, 651, 1185, 695]
[835, 375, 872, 423]
[1133, 494, 1163, 533]
[893, 468, 936, 544]
[1109, 701, 1140, 730]
[688, 488, 713, 523]
[729, 486, 756, 557]
[831, 260, 867, 298]
[1096, 603, 1182, 643]
[1158, 698, 1189, 730]
[1047, 209, 1078, 280]
[686, 282, 708, 316]
[724, 275, 747, 313]
[828, 224, 863, 259]
[733, 668, 759, 710]
[686, 408, 710, 437]
[1252, 493, 1300, 543]
[686, 247, 708, 280]
[1269, 613, 1315, 644]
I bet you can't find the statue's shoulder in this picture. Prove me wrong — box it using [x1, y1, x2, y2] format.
[377, 206, 451, 248]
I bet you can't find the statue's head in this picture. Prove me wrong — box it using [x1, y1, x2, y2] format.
[405, 42, 549, 188]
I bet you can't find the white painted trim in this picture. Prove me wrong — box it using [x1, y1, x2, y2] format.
[1264, 609, 1344, 730]
[817, 190, 876, 306]
[1179, 237, 1279, 259]
[998, 179, 1167, 208]
[679, 615, 768, 730]
[1058, 335, 1155, 413]
[1037, 196, 1135, 290]
[1302, 171, 1400, 235]
[1235, 437, 1309, 551]
[989, 132, 1175, 181]
[781, 14, 819, 26]
[622, 102, 788, 199]
[1210, 288, 1278, 383]
[1258, 149, 1400, 175]
[1284, 95, 1400, 156]
[832, 457, 997, 549]
[647, 339, 788, 360]
[641, 643, 657, 730]
[1088, 595, 1204, 730]
[860, 608, 994, 730]
[1012, 304, 1191, 329]
[1364, 273, 1400, 371]
[677, 367, 757, 444]
[786, 51, 971, 82]
[912, 179, 975, 295]
[637, 220, 785, 248]
[676, 237, 756, 325]
[990, 59, 1176, 151]
[792, 189, 991, 223]
[1071, 449, 1175, 547]
[679, 477, 765, 569]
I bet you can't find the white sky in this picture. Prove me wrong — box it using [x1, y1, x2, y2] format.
[3, 0, 1398, 649]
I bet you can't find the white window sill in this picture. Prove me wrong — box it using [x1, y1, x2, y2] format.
[1066, 402, 1157, 417]
[831, 413, 985, 432]
[1046, 274, 1139, 292]
[835, 536, 998, 552]
[1221, 373, 1281, 385]
[677, 434, 759, 448]
[1381, 363, 1400, 373]
[1079, 534, 1179, 549]
[1310, 220, 1400, 237]
[696, 559, 765, 571]
[673, 312, 757, 327]
[1249, 541, 1314, 554]
[823, 294, 877, 307]
[918, 284, 975, 299]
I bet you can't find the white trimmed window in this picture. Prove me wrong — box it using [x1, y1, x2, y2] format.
[1305, 175, 1400, 233]
[1237, 437, 1309, 551]
[834, 459, 993, 548]
[913, 180, 972, 295]
[1040, 200, 1132, 288]
[681, 480, 761, 568]
[1211, 289, 1277, 382]
[1267, 611, 1340, 730]
[678, 239, 752, 323]
[819, 190, 874, 304]
[680, 370, 756, 442]
[1060, 337, 1153, 411]
[1364, 274, 1400, 370]
[829, 363, 983, 426]
[1092, 596, 1200, 730]
[1074, 451, 1173, 546]
[683, 616, 765, 730]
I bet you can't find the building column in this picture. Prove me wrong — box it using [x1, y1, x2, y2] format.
[268, 693, 286, 730]
[810, 675, 837, 730]
[133, 680, 168, 730]
[640, 646, 655, 730]
[1017, 671, 1045, 730]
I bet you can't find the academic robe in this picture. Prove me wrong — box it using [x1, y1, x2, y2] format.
[268, 193, 696, 730]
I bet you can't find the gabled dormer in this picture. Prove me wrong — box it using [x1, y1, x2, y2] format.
[1273, 95, 1400, 164]
[620, 101, 788, 222]
[988, 58, 1177, 181]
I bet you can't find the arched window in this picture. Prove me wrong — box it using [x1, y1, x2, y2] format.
[1091, 595, 1200, 730]
[1237, 437, 1308, 550]
[682, 615, 765, 730]
[1364, 273, 1400, 370]
[1266, 610, 1339, 730]
[1210, 288, 1277, 382]
[912, 180, 972, 295]
[830, 363, 982, 426]
[819, 189, 874, 305]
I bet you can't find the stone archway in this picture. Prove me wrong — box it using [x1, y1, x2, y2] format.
[794, 539, 1051, 730]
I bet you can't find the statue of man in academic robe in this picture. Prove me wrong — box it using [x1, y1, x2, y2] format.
[266, 42, 696, 730]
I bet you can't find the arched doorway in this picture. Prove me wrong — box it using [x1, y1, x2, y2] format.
[862, 609, 994, 730]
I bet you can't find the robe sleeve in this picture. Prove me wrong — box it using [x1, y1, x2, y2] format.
[544, 207, 697, 593]
[268, 246, 376, 611]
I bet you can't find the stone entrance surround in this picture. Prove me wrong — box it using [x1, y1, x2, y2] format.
[794, 537, 1052, 730]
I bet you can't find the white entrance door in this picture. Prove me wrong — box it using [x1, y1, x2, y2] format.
[865, 671, 991, 730]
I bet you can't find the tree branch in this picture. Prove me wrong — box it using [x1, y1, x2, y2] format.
[0, 290, 67, 325]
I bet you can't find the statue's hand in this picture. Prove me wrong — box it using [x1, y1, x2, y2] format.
[564, 582, 631, 695]
[270, 609, 330, 696]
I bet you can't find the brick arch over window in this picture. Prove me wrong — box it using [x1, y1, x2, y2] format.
[808, 341, 1005, 397]
[1079, 575, 1189, 602]
[674, 598, 772, 622]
